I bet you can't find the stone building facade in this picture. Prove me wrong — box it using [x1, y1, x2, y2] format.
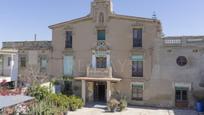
[1, 0, 204, 108]
[1, 41, 52, 85]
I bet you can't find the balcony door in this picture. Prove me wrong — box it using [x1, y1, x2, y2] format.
[63, 55, 74, 76]
[96, 57, 106, 68]
[175, 87, 188, 108]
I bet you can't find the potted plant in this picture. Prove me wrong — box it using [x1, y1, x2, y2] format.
[119, 98, 127, 111]
[107, 98, 119, 112]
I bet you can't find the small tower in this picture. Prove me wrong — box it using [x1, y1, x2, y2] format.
[90, 0, 113, 24]
[152, 11, 157, 20]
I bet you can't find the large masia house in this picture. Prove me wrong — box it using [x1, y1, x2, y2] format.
[1, 0, 204, 108]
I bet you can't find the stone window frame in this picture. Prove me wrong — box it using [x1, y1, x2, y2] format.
[38, 55, 48, 72]
[131, 82, 144, 101]
[133, 28, 143, 48]
[131, 22, 144, 48]
[19, 54, 28, 68]
[131, 55, 144, 77]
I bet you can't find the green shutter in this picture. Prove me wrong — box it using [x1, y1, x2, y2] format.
[64, 56, 74, 76]
[133, 84, 143, 89]
[97, 30, 105, 40]
[132, 55, 143, 61]
[175, 87, 188, 90]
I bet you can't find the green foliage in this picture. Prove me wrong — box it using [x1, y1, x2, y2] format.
[62, 76, 74, 81]
[27, 85, 84, 114]
[68, 96, 84, 111]
[119, 98, 127, 111]
[29, 99, 60, 115]
[62, 80, 73, 96]
[27, 86, 49, 101]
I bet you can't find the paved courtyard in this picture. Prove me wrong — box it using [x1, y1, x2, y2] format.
[69, 104, 198, 115]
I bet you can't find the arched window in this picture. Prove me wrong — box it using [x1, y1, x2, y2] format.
[99, 12, 104, 24]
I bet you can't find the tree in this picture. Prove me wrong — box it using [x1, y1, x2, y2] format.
[18, 65, 53, 87]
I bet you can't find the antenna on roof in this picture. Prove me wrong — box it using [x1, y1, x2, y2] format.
[152, 11, 157, 20]
[34, 34, 37, 41]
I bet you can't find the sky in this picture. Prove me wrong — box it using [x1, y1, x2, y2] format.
[0, 0, 204, 47]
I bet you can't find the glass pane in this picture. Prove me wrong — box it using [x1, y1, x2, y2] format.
[20, 57, 26, 67]
[176, 90, 181, 100]
[41, 59, 47, 68]
[65, 31, 72, 48]
[132, 61, 143, 77]
[97, 30, 105, 40]
[182, 90, 188, 101]
[96, 57, 106, 68]
[8, 57, 11, 66]
[132, 85, 143, 100]
[133, 28, 142, 47]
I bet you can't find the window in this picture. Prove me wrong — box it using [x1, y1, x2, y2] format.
[97, 30, 105, 40]
[0, 56, 2, 64]
[40, 56, 48, 72]
[20, 56, 26, 67]
[132, 55, 143, 77]
[8, 57, 11, 66]
[175, 88, 188, 101]
[132, 83, 143, 100]
[65, 31, 72, 48]
[96, 57, 107, 68]
[177, 56, 187, 66]
[133, 28, 142, 47]
[64, 56, 74, 76]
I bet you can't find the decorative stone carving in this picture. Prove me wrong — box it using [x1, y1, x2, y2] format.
[131, 22, 144, 28]
[64, 25, 73, 30]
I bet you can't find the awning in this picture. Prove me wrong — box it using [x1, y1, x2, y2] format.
[74, 77, 121, 82]
[0, 95, 34, 109]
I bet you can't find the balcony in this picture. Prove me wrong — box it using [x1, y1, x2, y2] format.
[163, 36, 204, 47]
[87, 66, 112, 78]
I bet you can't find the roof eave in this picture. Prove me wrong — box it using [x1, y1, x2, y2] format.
[48, 15, 91, 29]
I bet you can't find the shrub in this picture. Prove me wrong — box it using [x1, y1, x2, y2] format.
[27, 86, 49, 101]
[107, 98, 119, 112]
[119, 98, 127, 111]
[68, 96, 84, 111]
